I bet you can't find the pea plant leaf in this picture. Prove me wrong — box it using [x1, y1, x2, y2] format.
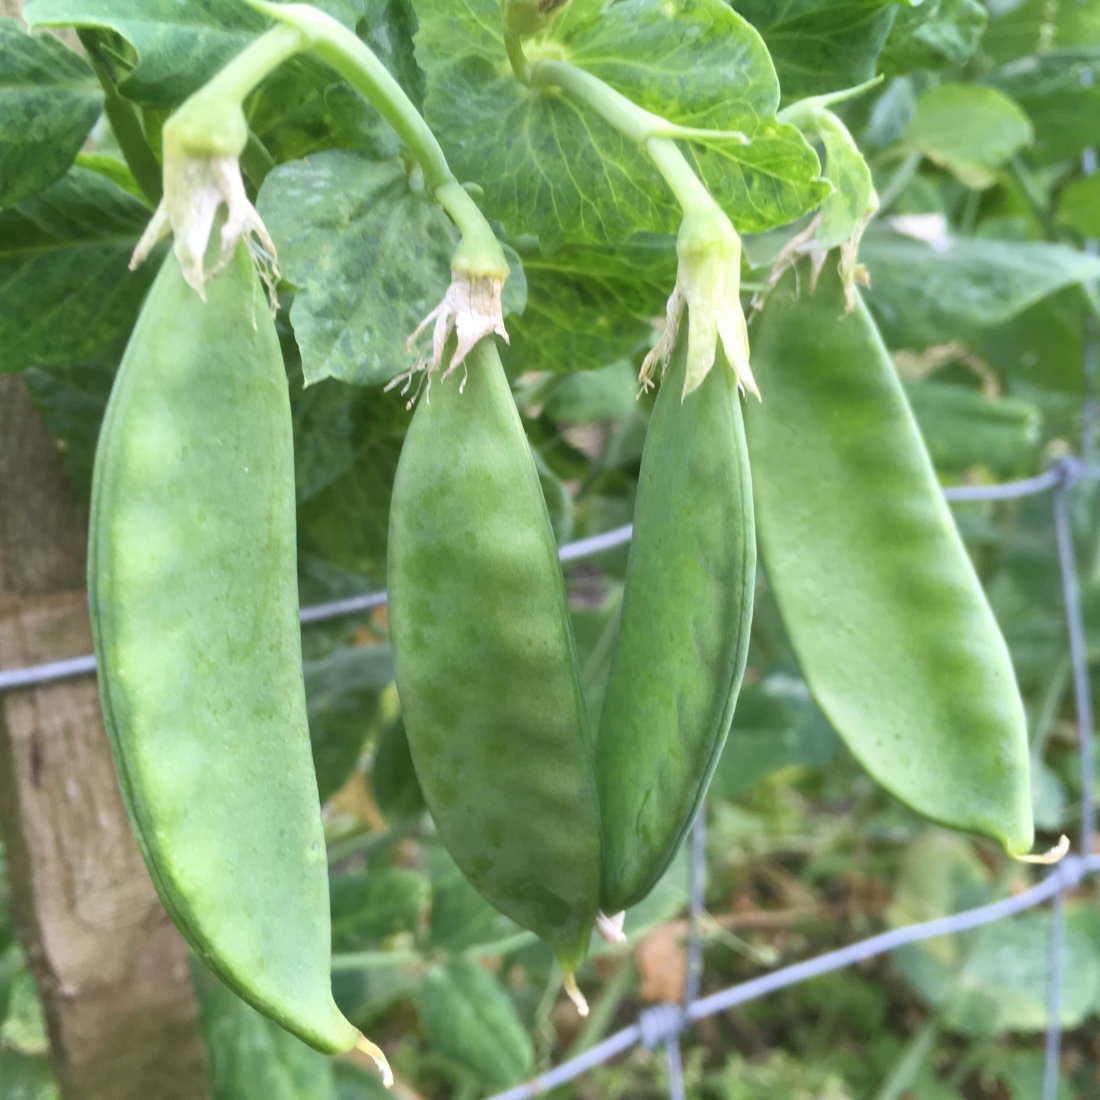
[416, 0, 827, 248]
[304, 643, 393, 801]
[861, 227, 1100, 348]
[192, 965, 339, 1100]
[0, 166, 154, 373]
[22, 358, 116, 504]
[23, 0, 266, 106]
[981, 0, 1100, 69]
[508, 235, 675, 375]
[986, 51, 1100, 166]
[416, 956, 534, 1090]
[23, 0, 379, 105]
[257, 150, 525, 388]
[730, 0, 908, 101]
[1057, 175, 1100, 240]
[249, 1, 423, 166]
[904, 83, 1033, 189]
[813, 114, 875, 251]
[555, 0, 779, 129]
[880, 0, 987, 75]
[0, 21, 102, 210]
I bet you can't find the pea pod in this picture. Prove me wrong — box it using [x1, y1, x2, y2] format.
[597, 337, 756, 915]
[743, 263, 1033, 856]
[387, 340, 601, 981]
[88, 245, 363, 1055]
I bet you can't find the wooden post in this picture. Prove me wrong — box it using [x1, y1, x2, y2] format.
[0, 374, 211, 1099]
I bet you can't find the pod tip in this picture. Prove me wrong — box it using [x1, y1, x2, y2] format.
[1010, 834, 1069, 866]
[355, 1034, 393, 1089]
[562, 972, 589, 1017]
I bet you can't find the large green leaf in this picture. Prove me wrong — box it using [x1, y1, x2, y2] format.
[416, 956, 534, 1089]
[304, 644, 394, 801]
[905, 83, 1033, 188]
[508, 235, 674, 374]
[24, 0, 265, 105]
[0, 21, 102, 209]
[22, 357, 116, 503]
[880, 0, 987, 75]
[249, 1, 423, 166]
[1057, 174, 1100, 240]
[0, 1048, 59, 1100]
[903, 379, 1041, 474]
[193, 966, 339, 1100]
[258, 150, 524, 387]
[417, 0, 826, 247]
[0, 167, 154, 373]
[731, 0, 904, 101]
[986, 51, 1100, 165]
[982, 0, 1100, 68]
[22, 1, 382, 106]
[330, 866, 430, 949]
[861, 228, 1100, 347]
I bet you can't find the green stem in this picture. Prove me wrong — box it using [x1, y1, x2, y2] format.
[645, 136, 716, 215]
[777, 76, 883, 129]
[77, 29, 163, 206]
[526, 57, 727, 222]
[503, 30, 532, 82]
[330, 948, 421, 972]
[250, 1, 507, 275]
[194, 22, 306, 107]
[527, 58, 747, 145]
[530, 58, 666, 144]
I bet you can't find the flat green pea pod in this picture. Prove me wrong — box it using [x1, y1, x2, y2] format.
[597, 337, 756, 916]
[89, 245, 384, 1071]
[387, 340, 600, 1005]
[743, 262, 1034, 858]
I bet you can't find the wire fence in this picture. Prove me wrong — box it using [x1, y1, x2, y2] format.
[2, 144, 1097, 1100]
[0, 455, 1096, 1098]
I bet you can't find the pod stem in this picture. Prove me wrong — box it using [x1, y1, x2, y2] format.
[513, 44, 752, 391]
[193, 21, 306, 108]
[246, 1, 507, 281]
[521, 55, 740, 225]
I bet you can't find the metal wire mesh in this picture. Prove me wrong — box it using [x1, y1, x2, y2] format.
[1, 459, 1096, 1098]
[2, 117, 1096, 1089]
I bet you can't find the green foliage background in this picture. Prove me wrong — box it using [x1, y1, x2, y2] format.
[2, 0, 1099, 1096]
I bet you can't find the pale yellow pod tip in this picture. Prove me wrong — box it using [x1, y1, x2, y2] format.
[355, 1034, 393, 1089]
[1010, 834, 1070, 866]
[562, 972, 590, 1017]
[596, 910, 627, 944]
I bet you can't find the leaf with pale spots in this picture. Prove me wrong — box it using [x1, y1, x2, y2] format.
[416, 0, 828, 248]
[257, 150, 526, 388]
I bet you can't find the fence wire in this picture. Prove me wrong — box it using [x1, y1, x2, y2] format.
[2, 173, 1097, 1100]
[1, 457, 1096, 1099]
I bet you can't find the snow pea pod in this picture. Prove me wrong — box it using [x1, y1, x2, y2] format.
[88, 245, 362, 1056]
[597, 337, 756, 914]
[743, 263, 1033, 856]
[387, 340, 601, 982]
